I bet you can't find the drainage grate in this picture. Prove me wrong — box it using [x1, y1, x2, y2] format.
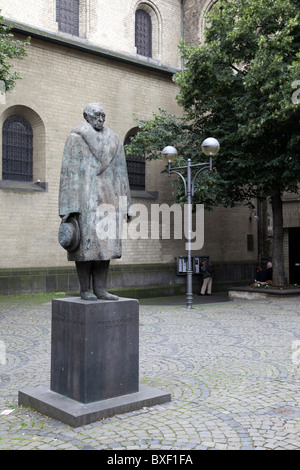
[273, 406, 295, 416]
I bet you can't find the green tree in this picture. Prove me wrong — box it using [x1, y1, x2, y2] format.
[126, 0, 300, 287]
[0, 12, 30, 91]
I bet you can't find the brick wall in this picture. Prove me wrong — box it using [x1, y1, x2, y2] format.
[0, 35, 185, 269]
[1, 0, 182, 69]
[0, 0, 259, 284]
[0, 0, 57, 31]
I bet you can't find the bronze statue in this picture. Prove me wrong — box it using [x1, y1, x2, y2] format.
[58, 103, 132, 301]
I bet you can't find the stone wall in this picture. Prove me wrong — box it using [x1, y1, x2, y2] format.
[0, 261, 256, 297]
[0, 33, 184, 270]
[1, 0, 182, 69]
[0, 1, 260, 294]
[183, 0, 216, 45]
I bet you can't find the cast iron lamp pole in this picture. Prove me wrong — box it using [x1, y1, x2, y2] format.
[162, 138, 220, 309]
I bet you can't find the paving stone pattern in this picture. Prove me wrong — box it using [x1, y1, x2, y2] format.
[0, 294, 300, 450]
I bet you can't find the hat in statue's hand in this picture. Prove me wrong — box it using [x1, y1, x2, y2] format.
[58, 216, 80, 252]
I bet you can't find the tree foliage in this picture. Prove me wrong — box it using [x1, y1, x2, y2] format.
[126, 109, 227, 208]
[175, 0, 300, 204]
[0, 12, 30, 91]
[126, 0, 300, 285]
[127, 0, 300, 204]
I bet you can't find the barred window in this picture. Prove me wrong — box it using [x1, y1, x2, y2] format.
[56, 0, 79, 36]
[124, 136, 145, 191]
[2, 116, 33, 182]
[135, 9, 152, 57]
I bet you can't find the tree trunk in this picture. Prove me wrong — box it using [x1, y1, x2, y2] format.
[271, 188, 285, 287]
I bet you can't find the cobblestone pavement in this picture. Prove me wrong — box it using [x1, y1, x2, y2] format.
[0, 293, 300, 451]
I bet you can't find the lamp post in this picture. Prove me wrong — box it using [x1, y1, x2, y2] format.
[162, 138, 220, 309]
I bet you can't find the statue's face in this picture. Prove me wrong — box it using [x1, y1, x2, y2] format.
[87, 106, 106, 131]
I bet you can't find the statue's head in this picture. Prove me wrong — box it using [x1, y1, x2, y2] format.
[83, 103, 106, 132]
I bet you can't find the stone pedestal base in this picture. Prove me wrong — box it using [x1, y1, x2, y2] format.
[18, 297, 171, 426]
[19, 383, 171, 427]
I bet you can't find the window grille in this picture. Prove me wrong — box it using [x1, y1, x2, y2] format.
[56, 0, 79, 36]
[126, 155, 146, 190]
[125, 136, 145, 191]
[2, 116, 33, 182]
[135, 9, 152, 57]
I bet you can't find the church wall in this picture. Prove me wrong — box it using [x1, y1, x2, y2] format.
[0, 1, 259, 295]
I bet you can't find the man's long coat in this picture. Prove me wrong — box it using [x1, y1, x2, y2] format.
[59, 121, 131, 262]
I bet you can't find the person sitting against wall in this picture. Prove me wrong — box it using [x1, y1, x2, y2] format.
[255, 265, 267, 283]
[251, 264, 272, 288]
[266, 262, 273, 284]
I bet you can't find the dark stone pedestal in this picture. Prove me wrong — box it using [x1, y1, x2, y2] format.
[18, 297, 171, 427]
[50, 297, 139, 403]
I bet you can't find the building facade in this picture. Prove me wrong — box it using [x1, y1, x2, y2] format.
[0, 0, 262, 296]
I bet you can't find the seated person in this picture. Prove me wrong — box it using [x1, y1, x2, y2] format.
[266, 262, 273, 284]
[255, 265, 267, 282]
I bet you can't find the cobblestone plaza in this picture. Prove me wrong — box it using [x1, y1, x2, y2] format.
[0, 293, 300, 451]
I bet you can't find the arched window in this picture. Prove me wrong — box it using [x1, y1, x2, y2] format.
[56, 0, 79, 36]
[124, 134, 145, 191]
[2, 116, 33, 181]
[135, 9, 152, 57]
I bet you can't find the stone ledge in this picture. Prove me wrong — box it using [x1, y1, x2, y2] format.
[10, 20, 178, 76]
[228, 286, 300, 300]
[0, 180, 48, 192]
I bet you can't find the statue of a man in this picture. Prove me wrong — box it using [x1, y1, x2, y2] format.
[58, 103, 131, 301]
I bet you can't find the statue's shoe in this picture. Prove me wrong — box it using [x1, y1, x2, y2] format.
[95, 289, 119, 301]
[80, 291, 98, 301]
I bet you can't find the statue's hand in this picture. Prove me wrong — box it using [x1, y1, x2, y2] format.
[61, 213, 71, 223]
